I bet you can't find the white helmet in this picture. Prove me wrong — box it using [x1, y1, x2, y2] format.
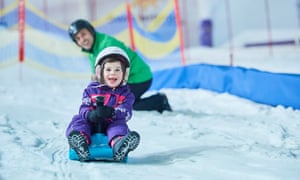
[95, 47, 130, 83]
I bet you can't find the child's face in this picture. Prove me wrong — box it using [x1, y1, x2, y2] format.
[74, 28, 94, 50]
[103, 61, 124, 88]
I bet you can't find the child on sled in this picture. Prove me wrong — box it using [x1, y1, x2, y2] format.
[65, 46, 140, 162]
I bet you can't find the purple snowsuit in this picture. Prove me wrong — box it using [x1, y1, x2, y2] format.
[65, 81, 135, 144]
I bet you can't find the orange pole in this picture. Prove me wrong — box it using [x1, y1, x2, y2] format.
[174, 0, 186, 66]
[126, 2, 136, 50]
[18, 0, 25, 62]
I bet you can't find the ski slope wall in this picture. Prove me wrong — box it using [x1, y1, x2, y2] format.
[151, 64, 300, 110]
[1, 1, 299, 110]
[0, 0, 182, 68]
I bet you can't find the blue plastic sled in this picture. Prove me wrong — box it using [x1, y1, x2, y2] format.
[69, 133, 127, 162]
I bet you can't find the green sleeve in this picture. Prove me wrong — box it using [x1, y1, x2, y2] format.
[88, 32, 153, 83]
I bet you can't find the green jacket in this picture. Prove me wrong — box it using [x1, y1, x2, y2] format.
[83, 32, 152, 84]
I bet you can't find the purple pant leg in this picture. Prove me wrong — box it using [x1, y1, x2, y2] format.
[106, 121, 129, 144]
[65, 114, 91, 138]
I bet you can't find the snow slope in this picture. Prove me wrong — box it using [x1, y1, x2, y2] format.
[0, 58, 300, 179]
[1, 1, 300, 178]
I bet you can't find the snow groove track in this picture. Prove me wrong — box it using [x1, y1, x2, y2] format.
[0, 113, 70, 179]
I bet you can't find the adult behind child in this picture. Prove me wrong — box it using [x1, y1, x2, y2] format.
[66, 47, 140, 161]
[68, 19, 172, 113]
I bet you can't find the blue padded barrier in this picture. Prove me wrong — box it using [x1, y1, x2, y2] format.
[151, 63, 300, 110]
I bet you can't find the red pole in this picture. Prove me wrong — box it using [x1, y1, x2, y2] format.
[18, 0, 25, 62]
[264, 0, 273, 56]
[126, 2, 136, 50]
[225, 0, 234, 66]
[174, 0, 186, 66]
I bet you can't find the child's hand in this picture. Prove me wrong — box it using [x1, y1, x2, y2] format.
[87, 106, 115, 123]
[97, 105, 115, 119]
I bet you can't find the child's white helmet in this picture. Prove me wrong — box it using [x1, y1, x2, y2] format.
[95, 47, 130, 84]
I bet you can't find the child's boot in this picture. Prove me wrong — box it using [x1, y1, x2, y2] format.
[68, 131, 90, 162]
[112, 131, 140, 161]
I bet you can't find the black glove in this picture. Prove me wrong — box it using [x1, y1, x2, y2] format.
[87, 96, 115, 123]
[87, 105, 115, 123]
